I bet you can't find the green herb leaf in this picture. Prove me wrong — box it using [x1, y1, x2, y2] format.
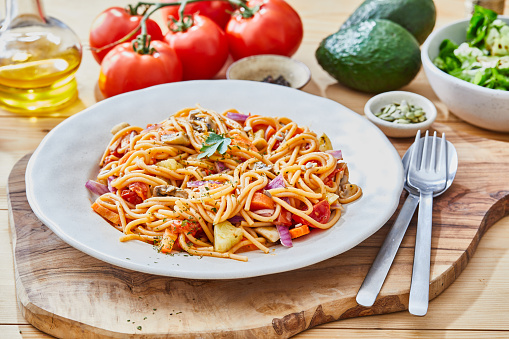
[434, 39, 461, 73]
[467, 5, 498, 46]
[197, 133, 232, 159]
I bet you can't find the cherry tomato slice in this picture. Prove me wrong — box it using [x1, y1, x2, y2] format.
[129, 182, 149, 200]
[121, 189, 143, 205]
[292, 200, 331, 227]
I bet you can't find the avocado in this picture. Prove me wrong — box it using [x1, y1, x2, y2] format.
[341, 0, 436, 44]
[316, 19, 421, 93]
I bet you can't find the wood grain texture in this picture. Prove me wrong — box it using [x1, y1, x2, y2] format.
[7, 123, 509, 338]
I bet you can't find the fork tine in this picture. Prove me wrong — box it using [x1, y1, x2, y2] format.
[408, 130, 422, 174]
[429, 131, 438, 171]
[438, 133, 447, 173]
[420, 130, 430, 170]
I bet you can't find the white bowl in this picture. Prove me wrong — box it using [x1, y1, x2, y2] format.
[421, 16, 509, 132]
[226, 54, 311, 89]
[364, 91, 437, 138]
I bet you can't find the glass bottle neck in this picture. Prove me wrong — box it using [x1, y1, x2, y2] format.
[3, 0, 46, 28]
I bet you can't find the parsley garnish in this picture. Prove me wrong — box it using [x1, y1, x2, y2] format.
[197, 133, 232, 159]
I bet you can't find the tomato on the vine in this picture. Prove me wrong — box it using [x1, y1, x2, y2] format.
[99, 40, 182, 98]
[225, 0, 303, 60]
[164, 14, 229, 80]
[89, 6, 164, 64]
[160, 0, 234, 29]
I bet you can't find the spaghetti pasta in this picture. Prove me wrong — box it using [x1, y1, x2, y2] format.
[87, 106, 362, 261]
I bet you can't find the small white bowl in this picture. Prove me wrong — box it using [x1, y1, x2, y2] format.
[421, 16, 509, 132]
[226, 54, 311, 89]
[364, 91, 437, 138]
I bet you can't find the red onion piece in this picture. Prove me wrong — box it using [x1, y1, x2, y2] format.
[215, 161, 227, 172]
[326, 150, 343, 159]
[226, 111, 250, 123]
[276, 225, 293, 247]
[85, 180, 109, 196]
[187, 181, 205, 187]
[142, 123, 162, 133]
[253, 209, 275, 217]
[266, 174, 285, 190]
[187, 180, 223, 188]
[107, 176, 117, 193]
[129, 131, 137, 144]
[228, 215, 245, 223]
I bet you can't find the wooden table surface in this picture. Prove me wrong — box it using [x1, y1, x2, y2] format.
[1, 0, 509, 338]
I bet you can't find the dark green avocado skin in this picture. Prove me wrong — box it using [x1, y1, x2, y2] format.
[315, 19, 422, 93]
[341, 0, 436, 44]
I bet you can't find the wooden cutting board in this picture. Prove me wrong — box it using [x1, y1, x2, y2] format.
[7, 123, 509, 338]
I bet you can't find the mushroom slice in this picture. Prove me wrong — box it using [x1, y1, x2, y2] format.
[188, 110, 217, 132]
[160, 132, 191, 146]
[153, 185, 189, 198]
[204, 116, 217, 132]
[253, 161, 273, 171]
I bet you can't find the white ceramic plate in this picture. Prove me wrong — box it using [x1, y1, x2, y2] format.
[26, 80, 403, 279]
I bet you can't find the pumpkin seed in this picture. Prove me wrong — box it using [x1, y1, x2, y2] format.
[376, 100, 427, 124]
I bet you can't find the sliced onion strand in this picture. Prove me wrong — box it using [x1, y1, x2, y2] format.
[85, 180, 109, 196]
[276, 225, 293, 247]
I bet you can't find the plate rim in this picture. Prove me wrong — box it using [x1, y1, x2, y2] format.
[25, 80, 404, 279]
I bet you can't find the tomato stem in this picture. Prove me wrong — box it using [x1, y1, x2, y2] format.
[227, 0, 258, 18]
[133, 32, 155, 55]
[130, 0, 253, 20]
[127, 3, 152, 16]
[127, 0, 254, 54]
[168, 0, 195, 32]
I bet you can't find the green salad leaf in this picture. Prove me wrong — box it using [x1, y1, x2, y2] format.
[467, 5, 498, 47]
[434, 39, 461, 73]
[433, 5, 509, 91]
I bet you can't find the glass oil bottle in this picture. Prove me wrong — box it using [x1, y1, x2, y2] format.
[0, 0, 82, 115]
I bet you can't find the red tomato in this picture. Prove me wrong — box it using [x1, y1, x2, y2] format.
[272, 140, 281, 150]
[225, 0, 303, 60]
[164, 15, 229, 80]
[160, 0, 234, 29]
[129, 182, 149, 200]
[99, 40, 183, 98]
[292, 200, 331, 227]
[89, 7, 164, 64]
[275, 208, 292, 226]
[121, 189, 143, 205]
[121, 182, 149, 205]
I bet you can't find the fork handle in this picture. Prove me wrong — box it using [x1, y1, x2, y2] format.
[409, 190, 433, 316]
[356, 193, 419, 307]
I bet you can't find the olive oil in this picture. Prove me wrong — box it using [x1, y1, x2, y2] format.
[0, 0, 82, 115]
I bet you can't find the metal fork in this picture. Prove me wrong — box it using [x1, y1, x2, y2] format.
[407, 130, 448, 316]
